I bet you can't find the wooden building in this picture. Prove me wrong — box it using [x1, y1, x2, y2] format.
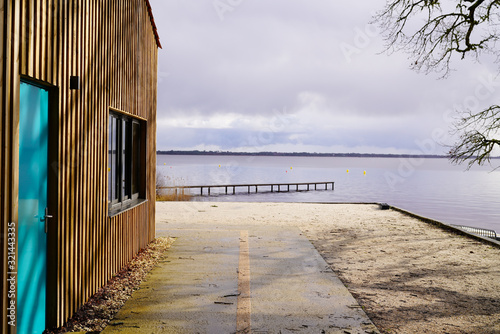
[0, 1, 161, 332]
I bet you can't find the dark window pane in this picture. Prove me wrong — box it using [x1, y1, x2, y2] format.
[131, 122, 140, 195]
[122, 119, 131, 199]
[121, 119, 126, 199]
[108, 117, 113, 202]
[108, 116, 118, 203]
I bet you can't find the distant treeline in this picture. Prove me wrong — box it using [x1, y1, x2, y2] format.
[157, 150, 453, 159]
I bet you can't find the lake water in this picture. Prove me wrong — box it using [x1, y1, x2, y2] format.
[156, 154, 500, 232]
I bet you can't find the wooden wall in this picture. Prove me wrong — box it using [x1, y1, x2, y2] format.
[0, 0, 160, 331]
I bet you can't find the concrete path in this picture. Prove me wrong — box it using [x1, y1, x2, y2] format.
[102, 221, 379, 334]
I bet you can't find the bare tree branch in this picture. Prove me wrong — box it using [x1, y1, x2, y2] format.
[375, 0, 500, 76]
[449, 106, 500, 168]
[375, 1, 500, 169]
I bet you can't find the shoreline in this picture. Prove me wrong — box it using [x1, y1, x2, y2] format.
[157, 150, 452, 159]
[387, 204, 500, 247]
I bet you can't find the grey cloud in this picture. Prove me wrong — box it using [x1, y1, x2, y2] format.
[150, 0, 492, 153]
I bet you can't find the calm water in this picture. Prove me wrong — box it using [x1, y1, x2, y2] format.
[157, 155, 500, 232]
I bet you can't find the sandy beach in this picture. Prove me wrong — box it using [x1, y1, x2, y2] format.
[156, 201, 500, 334]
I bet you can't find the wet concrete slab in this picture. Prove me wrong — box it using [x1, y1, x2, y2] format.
[102, 222, 379, 334]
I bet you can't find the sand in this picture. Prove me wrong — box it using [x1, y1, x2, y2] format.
[156, 201, 500, 334]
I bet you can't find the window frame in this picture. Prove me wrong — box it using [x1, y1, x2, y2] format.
[108, 111, 146, 216]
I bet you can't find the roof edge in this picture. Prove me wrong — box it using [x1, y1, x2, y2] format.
[144, 0, 162, 49]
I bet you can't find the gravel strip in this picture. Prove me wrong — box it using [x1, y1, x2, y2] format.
[45, 237, 175, 333]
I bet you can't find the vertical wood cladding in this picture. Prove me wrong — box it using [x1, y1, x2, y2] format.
[1, 0, 159, 331]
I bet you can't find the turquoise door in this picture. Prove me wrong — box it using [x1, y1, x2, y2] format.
[18, 81, 49, 334]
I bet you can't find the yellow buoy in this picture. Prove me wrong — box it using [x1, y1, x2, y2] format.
[164, 163, 166, 165]
[219, 164, 221, 168]
[290, 167, 293, 170]
[346, 169, 349, 173]
[363, 171, 366, 175]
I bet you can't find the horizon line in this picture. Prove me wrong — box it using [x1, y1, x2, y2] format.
[156, 150, 453, 158]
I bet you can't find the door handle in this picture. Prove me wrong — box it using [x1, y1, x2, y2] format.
[42, 207, 53, 233]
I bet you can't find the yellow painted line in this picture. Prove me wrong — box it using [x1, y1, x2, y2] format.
[237, 230, 251, 333]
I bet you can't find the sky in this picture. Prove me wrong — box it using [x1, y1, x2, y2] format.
[148, 0, 500, 155]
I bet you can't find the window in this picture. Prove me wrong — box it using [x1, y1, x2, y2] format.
[108, 111, 146, 215]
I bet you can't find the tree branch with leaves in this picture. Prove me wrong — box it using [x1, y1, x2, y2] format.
[375, 0, 500, 167]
